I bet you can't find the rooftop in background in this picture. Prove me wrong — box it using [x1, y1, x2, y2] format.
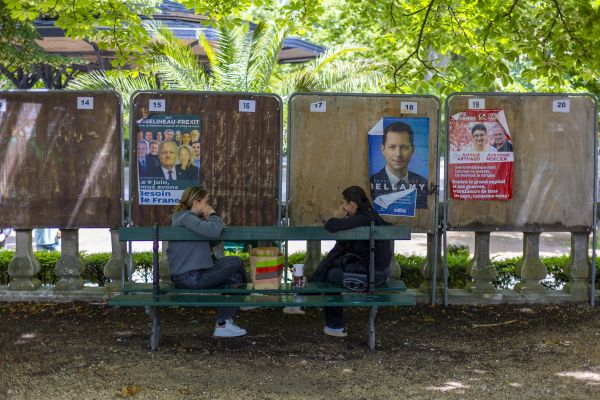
[34, 0, 324, 67]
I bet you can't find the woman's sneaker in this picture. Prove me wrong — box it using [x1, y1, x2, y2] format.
[213, 319, 247, 337]
[283, 306, 305, 315]
[324, 326, 347, 337]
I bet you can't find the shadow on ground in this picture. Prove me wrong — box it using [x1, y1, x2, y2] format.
[1, 302, 600, 399]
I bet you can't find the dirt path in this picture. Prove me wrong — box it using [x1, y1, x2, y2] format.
[1, 302, 600, 399]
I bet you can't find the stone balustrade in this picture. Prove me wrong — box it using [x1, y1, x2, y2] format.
[0, 229, 596, 305]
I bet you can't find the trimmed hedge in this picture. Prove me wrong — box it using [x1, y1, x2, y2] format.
[0, 249, 595, 289]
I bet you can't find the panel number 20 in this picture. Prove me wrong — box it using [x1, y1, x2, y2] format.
[552, 99, 570, 113]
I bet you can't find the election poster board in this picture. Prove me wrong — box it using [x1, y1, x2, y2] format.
[0, 91, 122, 228]
[289, 94, 440, 233]
[130, 92, 281, 227]
[446, 93, 596, 232]
[368, 117, 430, 217]
[135, 114, 201, 205]
[448, 109, 514, 200]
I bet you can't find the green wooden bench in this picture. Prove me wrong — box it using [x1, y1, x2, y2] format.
[109, 224, 414, 350]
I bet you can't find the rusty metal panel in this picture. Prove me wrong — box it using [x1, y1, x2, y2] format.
[446, 93, 597, 232]
[130, 92, 281, 226]
[0, 91, 122, 228]
[288, 94, 440, 233]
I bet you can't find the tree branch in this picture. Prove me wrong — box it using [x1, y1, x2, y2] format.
[502, 0, 520, 20]
[393, 0, 444, 89]
[541, 14, 557, 56]
[447, 5, 473, 48]
[552, 0, 587, 57]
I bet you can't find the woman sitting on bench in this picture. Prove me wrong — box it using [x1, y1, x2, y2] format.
[167, 186, 248, 338]
[310, 186, 392, 337]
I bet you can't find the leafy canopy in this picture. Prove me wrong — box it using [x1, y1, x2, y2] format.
[302, 0, 600, 96]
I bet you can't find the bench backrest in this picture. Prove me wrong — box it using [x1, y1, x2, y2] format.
[119, 225, 411, 242]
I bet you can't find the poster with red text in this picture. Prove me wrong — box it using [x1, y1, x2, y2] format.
[448, 109, 514, 200]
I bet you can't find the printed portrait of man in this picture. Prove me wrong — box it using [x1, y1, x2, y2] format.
[151, 141, 178, 180]
[491, 125, 513, 152]
[370, 120, 428, 209]
[137, 140, 161, 178]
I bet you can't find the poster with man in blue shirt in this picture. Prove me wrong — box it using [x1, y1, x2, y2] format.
[368, 117, 429, 217]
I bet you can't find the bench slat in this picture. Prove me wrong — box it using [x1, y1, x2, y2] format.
[121, 280, 408, 294]
[108, 293, 415, 307]
[119, 225, 411, 242]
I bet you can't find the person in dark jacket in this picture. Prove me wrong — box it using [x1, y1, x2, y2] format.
[167, 186, 248, 337]
[310, 186, 393, 337]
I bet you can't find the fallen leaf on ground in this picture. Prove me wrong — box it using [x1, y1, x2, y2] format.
[121, 385, 142, 397]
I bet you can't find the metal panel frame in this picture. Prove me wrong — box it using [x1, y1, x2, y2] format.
[443, 92, 598, 306]
[288, 92, 442, 304]
[126, 90, 284, 283]
[0, 89, 123, 228]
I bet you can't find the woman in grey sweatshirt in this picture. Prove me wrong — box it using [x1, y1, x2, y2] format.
[167, 186, 248, 338]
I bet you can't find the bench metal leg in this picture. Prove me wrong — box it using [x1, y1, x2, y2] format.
[368, 306, 378, 350]
[145, 306, 160, 351]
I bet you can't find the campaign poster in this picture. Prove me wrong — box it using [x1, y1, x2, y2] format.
[134, 114, 202, 205]
[368, 117, 429, 217]
[448, 109, 514, 200]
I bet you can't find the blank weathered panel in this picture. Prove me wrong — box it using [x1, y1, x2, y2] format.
[130, 92, 281, 226]
[289, 94, 440, 233]
[0, 91, 122, 228]
[446, 93, 596, 232]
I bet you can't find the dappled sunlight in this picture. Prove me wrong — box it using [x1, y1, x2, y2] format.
[68, 117, 117, 226]
[0, 103, 42, 202]
[426, 381, 470, 392]
[557, 371, 600, 385]
[14, 332, 37, 345]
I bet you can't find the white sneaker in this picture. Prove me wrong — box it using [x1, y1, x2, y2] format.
[324, 326, 347, 337]
[213, 319, 247, 337]
[283, 306, 305, 315]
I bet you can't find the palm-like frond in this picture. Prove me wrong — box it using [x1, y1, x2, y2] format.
[68, 70, 157, 113]
[144, 21, 209, 90]
[247, 21, 288, 92]
[208, 23, 252, 91]
[316, 58, 387, 93]
[275, 44, 387, 100]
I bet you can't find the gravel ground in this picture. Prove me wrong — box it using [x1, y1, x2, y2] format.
[1, 302, 600, 399]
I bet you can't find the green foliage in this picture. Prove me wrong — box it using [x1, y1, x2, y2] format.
[287, 251, 306, 267]
[299, 0, 600, 97]
[34, 251, 61, 285]
[3, 0, 161, 67]
[395, 254, 424, 288]
[81, 252, 111, 286]
[540, 256, 571, 290]
[0, 249, 590, 290]
[132, 252, 153, 283]
[491, 257, 521, 290]
[447, 250, 471, 289]
[0, 250, 14, 285]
